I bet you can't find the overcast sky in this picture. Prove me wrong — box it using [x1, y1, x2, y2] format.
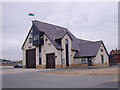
[2, 2, 118, 61]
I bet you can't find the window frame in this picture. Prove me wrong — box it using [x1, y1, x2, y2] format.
[81, 58, 88, 64]
[34, 34, 39, 41]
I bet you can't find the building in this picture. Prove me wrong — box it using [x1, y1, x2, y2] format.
[0, 59, 13, 66]
[22, 20, 109, 69]
[109, 49, 120, 65]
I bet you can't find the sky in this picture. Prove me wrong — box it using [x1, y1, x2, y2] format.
[2, 2, 118, 61]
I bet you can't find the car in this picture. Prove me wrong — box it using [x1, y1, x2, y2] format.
[14, 64, 22, 68]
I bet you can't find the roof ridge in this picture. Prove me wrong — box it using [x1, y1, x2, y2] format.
[33, 20, 68, 29]
[78, 40, 102, 45]
[77, 38, 90, 41]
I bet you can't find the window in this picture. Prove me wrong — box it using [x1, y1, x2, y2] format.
[65, 39, 68, 44]
[39, 53, 41, 65]
[81, 58, 88, 64]
[39, 58, 41, 65]
[56, 39, 61, 46]
[45, 38, 48, 41]
[100, 49, 103, 52]
[34, 34, 39, 41]
[40, 36, 43, 39]
[101, 55, 104, 63]
[39, 52, 41, 58]
[29, 37, 32, 43]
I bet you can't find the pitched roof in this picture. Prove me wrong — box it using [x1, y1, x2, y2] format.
[74, 41, 103, 58]
[22, 20, 108, 58]
[54, 31, 66, 40]
[110, 49, 120, 55]
[32, 20, 88, 50]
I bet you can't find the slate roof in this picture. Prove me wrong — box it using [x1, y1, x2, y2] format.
[74, 41, 103, 58]
[22, 20, 107, 58]
[54, 31, 66, 40]
[33, 20, 84, 50]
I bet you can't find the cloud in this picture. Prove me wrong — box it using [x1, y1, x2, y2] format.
[2, 2, 118, 61]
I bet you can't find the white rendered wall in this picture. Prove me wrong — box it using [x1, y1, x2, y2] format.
[22, 30, 79, 66]
[61, 34, 72, 65]
[93, 44, 108, 64]
[41, 34, 61, 65]
[22, 29, 39, 66]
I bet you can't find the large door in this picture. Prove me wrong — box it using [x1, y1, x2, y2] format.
[46, 53, 55, 69]
[26, 49, 36, 68]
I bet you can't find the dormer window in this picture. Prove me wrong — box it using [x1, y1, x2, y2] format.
[34, 34, 39, 41]
[56, 39, 61, 46]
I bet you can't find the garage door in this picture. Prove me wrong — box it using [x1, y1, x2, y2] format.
[26, 49, 36, 68]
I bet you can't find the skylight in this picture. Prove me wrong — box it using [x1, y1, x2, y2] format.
[56, 28, 59, 31]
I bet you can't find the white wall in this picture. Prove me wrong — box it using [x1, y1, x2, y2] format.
[42, 33, 77, 66]
[41, 34, 60, 65]
[23, 29, 36, 50]
[71, 51, 81, 64]
[22, 50, 26, 65]
[22, 29, 39, 66]
[93, 44, 108, 64]
[22, 29, 81, 67]
[61, 34, 72, 65]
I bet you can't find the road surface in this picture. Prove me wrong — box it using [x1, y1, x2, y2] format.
[1, 67, 118, 88]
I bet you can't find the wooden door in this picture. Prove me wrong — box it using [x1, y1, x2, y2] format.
[26, 49, 36, 68]
[46, 53, 55, 69]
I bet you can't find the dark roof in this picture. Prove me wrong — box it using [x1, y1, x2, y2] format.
[32, 20, 87, 50]
[74, 41, 103, 58]
[22, 20, 108, 58]
[54, 31, 73, 40]
[77, 38, 93, 44]
[54, 31, 66, 40]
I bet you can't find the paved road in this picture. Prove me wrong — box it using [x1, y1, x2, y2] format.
[2, 68, 118, 88]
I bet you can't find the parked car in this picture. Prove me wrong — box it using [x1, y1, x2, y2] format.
[14, 64, 22, 68]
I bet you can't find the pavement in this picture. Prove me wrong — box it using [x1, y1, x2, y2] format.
[1, 67, 119, 88]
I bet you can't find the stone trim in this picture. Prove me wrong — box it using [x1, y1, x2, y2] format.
[22, 65, 26, 68]
[36, 65, 46, 69]
[55, 65, 66, 69]
[23, 63, 109, 69]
